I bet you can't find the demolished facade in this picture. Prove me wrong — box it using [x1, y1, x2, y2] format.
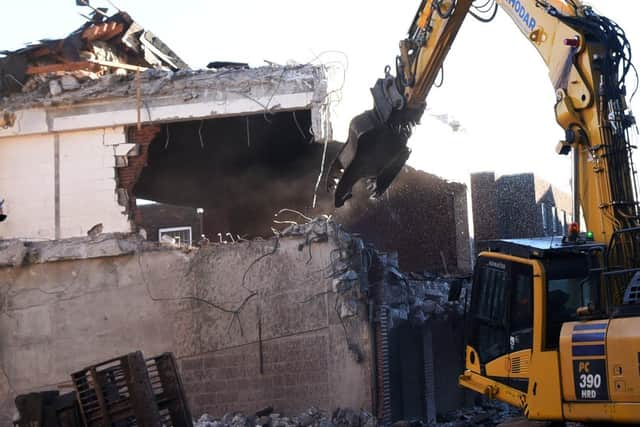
[0, 9, 477, 426]
[0, 217, 467, 424]
[0, 62, 330, 240]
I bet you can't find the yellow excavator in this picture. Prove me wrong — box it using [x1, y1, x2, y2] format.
[328, 0, 640, 424]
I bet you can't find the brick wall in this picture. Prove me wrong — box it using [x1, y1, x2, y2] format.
[335, 167, 469, 273]
[119, 125, 161, 225]
[471, 172, 572, 243]
[495, 174, 541, 238]
[181, 333, 331, 416]
[470, 172, 498, 248]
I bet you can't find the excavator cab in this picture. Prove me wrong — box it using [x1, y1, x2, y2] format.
[461, 238, 640, 422]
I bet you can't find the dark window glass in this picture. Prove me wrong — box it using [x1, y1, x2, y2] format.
[472, 265, 508, 363]
[545, 270, 600, 349]
[510, 266, 533, 333]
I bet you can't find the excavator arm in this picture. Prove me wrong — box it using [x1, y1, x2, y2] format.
[328, 0, 639, 246]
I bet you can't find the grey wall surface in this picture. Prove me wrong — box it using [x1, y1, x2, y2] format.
[0, 235, 373, 421]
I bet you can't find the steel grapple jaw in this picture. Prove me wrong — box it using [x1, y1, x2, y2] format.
[327, 70, 424, 207]
[327, 110, 413, 207]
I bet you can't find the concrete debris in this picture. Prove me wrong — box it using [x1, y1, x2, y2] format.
[60, 74, 80, 91]
[48, 79, 62, 96]
[277, 215, 469, 328]
[195, 408, 376, 427]
[437, 400, 521, 427]
[0, 63, 324, 111]
[381, 253, 470, 328]
[0, 9, 187, 98]
[0, 238, 27, 267]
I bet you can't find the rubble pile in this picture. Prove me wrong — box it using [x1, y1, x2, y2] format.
[0, 9, 187, 99]
[276, 215, 470, 328]
[194, 407, 376, 427]
[436, 401, 522, 427]
[382, 253, 470, 328]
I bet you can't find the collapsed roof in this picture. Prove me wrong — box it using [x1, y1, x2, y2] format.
[0, 9, 188, 97]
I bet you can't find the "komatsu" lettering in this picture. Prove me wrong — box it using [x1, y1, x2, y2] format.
[506, 0, 537, 32]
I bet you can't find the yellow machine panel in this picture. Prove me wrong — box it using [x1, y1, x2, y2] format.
[561, 318, 640, 406]
[560, 320, 612, 402]
[607, 317, 640, 402]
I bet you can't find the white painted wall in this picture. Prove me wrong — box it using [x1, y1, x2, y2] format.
[58, 128, 131, 238]
[0, 127, 132, 241]
[0, 134, 56, 240]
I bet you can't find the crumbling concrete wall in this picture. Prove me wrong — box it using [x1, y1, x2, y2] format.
[0, 228, 372, 421]
[0, 65, 330, 241]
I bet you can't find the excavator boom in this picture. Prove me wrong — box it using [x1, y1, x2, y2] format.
[329, 0, 639, 245]
[329, 0, 640, 423]
[328, 0, 473, 207]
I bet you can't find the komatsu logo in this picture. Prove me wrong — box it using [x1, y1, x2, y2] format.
[506, 0, 537, 32]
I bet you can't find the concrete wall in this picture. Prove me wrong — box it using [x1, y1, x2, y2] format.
[0, 127, 131, 241]
[0, 233, 372, 421]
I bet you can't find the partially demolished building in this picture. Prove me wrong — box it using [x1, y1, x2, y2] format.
[0, 9, 473, 426]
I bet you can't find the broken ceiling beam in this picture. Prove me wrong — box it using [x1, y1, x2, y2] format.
[0, 66, 332, 143]
[26, 60, 147, 76]
[89, 59, 148, 72]
[81, 21, 125, 42]
[0, 10, 188, 97]
[26, 61, 97, 75]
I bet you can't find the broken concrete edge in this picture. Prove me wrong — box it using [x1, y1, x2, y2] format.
[0, 232, 146, 267]
[0, 216, 352, 268]
[0, 216, 468, 326]
[0, 64, 333, 146]
[278, 216, 470, 325]
[1, 64, 330, 129]
[0, 64, 322, 107]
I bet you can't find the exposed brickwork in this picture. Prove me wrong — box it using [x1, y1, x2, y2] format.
[118, 125, 161, 224]
[470, 172, 498, 248]
[495, 174, 541, 238]
[180, 333, 330, 417]
[334, 167, 468, 273]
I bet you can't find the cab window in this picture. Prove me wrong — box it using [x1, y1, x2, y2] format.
[510, 265, 533, 333]
[544, 256, 601, 349]
[470, 262, 508, 363]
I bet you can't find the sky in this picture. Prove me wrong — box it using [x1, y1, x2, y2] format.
[2, 0, 639, 193]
